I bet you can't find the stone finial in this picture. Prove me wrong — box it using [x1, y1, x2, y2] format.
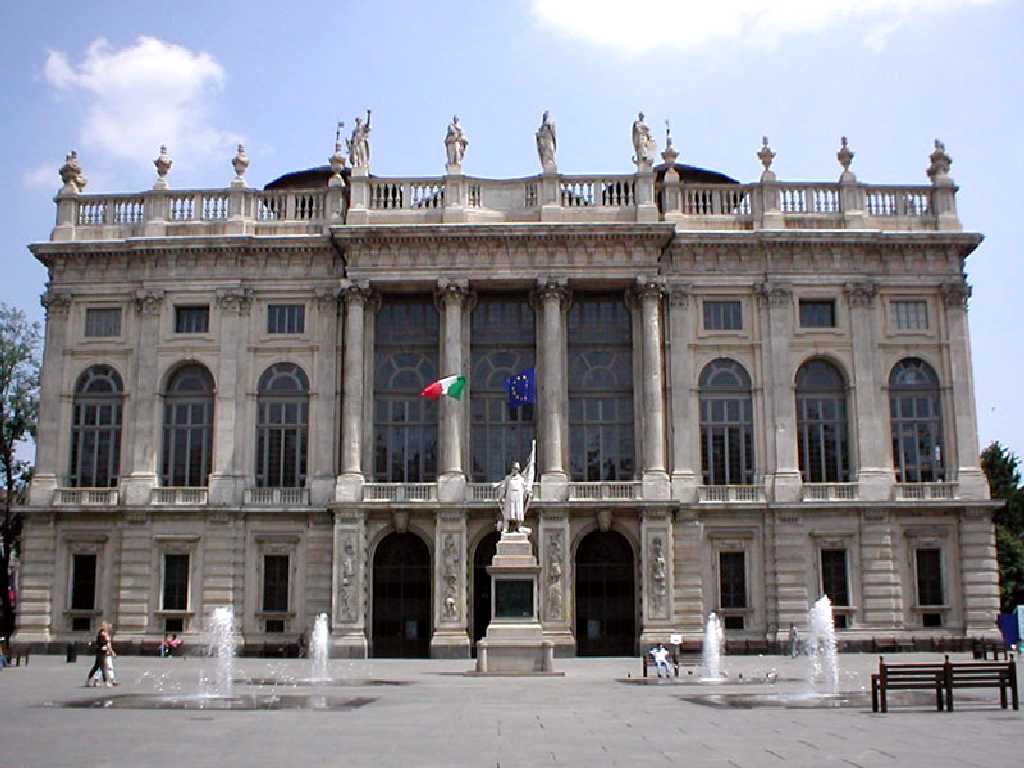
[661, 119, 679, 167]
[329, 121, 347, 185]
[837, 136, 856, 182]
[153, 145, 172, 190]
[927, 139, 953, 185]
[231, 144, 249, 186]
[58, 150, 86, 193]
[758, 136, 776, 182]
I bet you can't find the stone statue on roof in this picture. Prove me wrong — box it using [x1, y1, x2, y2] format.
[445, 115, 469, 168]
[347, 110, 372, 170]
[536, 110, 557, 171]
[632, 111, 657, 169]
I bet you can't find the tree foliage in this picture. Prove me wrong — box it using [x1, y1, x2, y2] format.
[981, 441, 1024, 612]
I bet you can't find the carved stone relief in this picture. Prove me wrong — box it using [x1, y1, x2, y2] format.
[545, 531, 565, 622]
[337, 533, 358, 622]
[648, 535, 669, 619]
[441, 533, 461, 622]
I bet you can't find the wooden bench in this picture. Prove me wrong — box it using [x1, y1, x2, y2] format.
[871, 657, 947, 713]
[641, 651, 679, 678]
[946, 658, 1018, 711]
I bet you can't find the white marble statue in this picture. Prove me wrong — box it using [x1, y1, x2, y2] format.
[445, 115, 469, 167]
[536, 110, 557, 170]
[497, 461, 531, 534]
[347, 110, 372, 169]
[632, 111, 657, 167]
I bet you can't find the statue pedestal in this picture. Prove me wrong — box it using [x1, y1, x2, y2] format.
[474, 532, 559, 675]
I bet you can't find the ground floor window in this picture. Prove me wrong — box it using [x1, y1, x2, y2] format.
[70, 553, 97, 611]
[719, 551, 746, 615]
[262, 555, 289, 613]
[162, 553, 190, 611]
[916, 548, 944, 608]
[820, 549, 849, 606]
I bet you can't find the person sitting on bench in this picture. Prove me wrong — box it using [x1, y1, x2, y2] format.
[650, 643, 673, 679]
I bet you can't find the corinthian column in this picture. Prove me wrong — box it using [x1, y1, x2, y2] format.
[436, 278, 469, 503]
[535, 277, 570, 501]
[635, 276, 669, 499]
[337, 280, 372, 502]
[29, 289, 73, 506]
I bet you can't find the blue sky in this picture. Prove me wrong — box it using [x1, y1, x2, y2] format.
[1, 0, 1021, 458]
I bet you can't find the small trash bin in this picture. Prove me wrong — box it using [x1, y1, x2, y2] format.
[66, 643, 77, 663]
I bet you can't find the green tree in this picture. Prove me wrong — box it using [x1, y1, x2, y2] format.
[981, 441, 1024, 611]
[0, 304, 41, 640]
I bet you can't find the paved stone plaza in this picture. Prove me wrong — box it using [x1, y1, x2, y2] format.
[2, 653, 1019, 767]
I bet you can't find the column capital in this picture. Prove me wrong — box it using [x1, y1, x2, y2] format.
[434, 277, 471, 307]
[843, 280, 878, 308]
[314, 285, 341, 310]
[633, 274, 666, 303]
[532, 276, 571, 308]
[666, 281, 693, 308]
[40, 288, 73, 318]
[754, 281, 792, 308]
[215, 286, 254, 315]
[132, 288, 165, 316]
[941, 278, 972, 309]
[340, 278, 375, 307]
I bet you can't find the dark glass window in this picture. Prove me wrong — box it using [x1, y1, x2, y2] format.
[719, 551, 746, 609]
[471, 296, 536, 482]
[799, 300, 836, 328]
[69, 366, 123, 488]
[703, 300, 742, 331]
[796, 360, 850, 482]
[267, 304, 305, 334]
[699, 359, 755, 485]
[892, 300, 928, 330]
[84, 308, 121, 337]
[161, 365, 214, 487]
[70, 553, 97, 610]
[255, 363, 308, 487]
[568, 294, 634, 481]
[916, 548, 944, 607]
[262, 555, 289, 612]
[162, 553, 189, 610]
[373, 297, 438, 482]
[890, 358, 944, 483]
[174, 305, 209, 334]
[820, 549, 849, 606]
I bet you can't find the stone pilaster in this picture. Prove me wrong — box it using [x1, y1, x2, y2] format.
[30, 290, 73, 506]
[845, 281, 893, 501]
[208, 287, 253, 505]
[431, 509, 470, 658]
[117, 512, 153, 635]
[121, 289, 164, 506]
[310, 286, 340, 505]
[12, 512, 57, 644]
[336, 280, 372, 502]
[859, 510, 903, 630]
[755, 282, 801, 501]
[331, 508, 367, 657]
[535, 277, 571, 500]
[672, 510, 704, 642]
[639, 509, 673, 646]
[959, 508, 1001, 638]
[667, 283, 698, 502]
[436, 279, 469, 503]
[539, 509, 573, 654]
[941, 280, 988, 499]
[635, 276, 669, 499]
[771, 511, 810, 637]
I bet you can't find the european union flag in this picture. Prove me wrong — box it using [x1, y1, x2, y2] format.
[505, 367, 536, 408]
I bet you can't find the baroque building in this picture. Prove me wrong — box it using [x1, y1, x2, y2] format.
[14, 118, 1000, 657]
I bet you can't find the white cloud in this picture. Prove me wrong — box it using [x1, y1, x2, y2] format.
[532, 0, 997, 53]
[43, 37, 240, 173]
[22, 162, 56, 190]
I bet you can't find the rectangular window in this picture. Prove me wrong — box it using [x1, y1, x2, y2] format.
[84, 308, 121, 337]
[70, 553, 97, 610]
[262, 554, 289, 613]
[820, 549, 850, 606]
[799, 299, 836, 328]
[162, 553, 190, 611]
[719, 551, 746, 609]
[916, 548, 944, 607]
[267, 304, 305, 334]
[703, 300, 742, 331]
[174, 305, 209, 334]
[892, 300, 928, 330]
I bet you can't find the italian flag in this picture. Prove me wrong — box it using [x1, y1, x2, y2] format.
[420, 374, 466, 401]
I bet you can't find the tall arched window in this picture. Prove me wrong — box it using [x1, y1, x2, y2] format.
[256, 363, 309, 487]
[69, 365, 123, 488]
[161, 364, 214, 487]
[699, 359, 755, 485]
[796, 359, 850, 483]
[890, 357, 944, 482]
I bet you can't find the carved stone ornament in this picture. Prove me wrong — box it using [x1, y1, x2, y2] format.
[40, 288, 73, 318]
[134, 289, 165, 316]
[634, 274, 666, 302]
[661, 119, 679, 167]
[435, 277, 470, 305]
[545, 532, 564, 621]
[231, 144, 249, 183]
[314, 285, 340, 310]
[58, 150, 87, 192]
[597, 508, 612, 533]
[441, 533, 460, 622]
[754, 281, 792, 308]
[837, 136, 854, 173]
[338, 533, 358, 621]
[649, 535, 668, 618]
[153, 145, 172, 189]
[329, 121, 347, 181]
[340, 278, 373, 306]
[941, 278, 971, 309]
[392, 509, 409, 534]
[844, 280, 877, 308]
[536, 110, 557, 171]
[927, 139, 952, 181]
[668, 283, 692, 308]
[215, 287, 254, 315]
[757, 136, 776, 179]
[533, 276, 571, 308]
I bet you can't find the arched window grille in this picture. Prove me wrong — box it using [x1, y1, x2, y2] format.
[161, 364, 214, 487]
[255, 363, 309, 488]
[69, 365, 123, 487]
[890, 357, 944, 482]
[699, 358, 755, 485]
[796, 359, 851, 483]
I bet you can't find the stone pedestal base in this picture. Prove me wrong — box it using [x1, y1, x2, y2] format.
[437, 472, 466, 503]
[957, 468, 991, 500]
[430, 629, 470, 659]
[476, 634, 554, 673]
[121, 473, 159, 506]
[540, 472, 568, 501]
[208, 473, 243, 505]
[772, 471, 803, 503]
[28, 474, 59, 506]
[670, 472, 699, 504]
[335, 473, 364, 502]
[642, 471, 671, 500]
[330, 631, 368, 658]
[857, 468, 894, 501]
[309, 474, 336, 506]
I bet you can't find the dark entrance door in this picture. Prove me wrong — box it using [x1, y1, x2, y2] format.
[575, 530, 636, 656]
[372, 532, 431, 658]
[472, 531, 500, 656]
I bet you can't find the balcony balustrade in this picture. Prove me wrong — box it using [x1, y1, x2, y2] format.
[243, 487, 311, 506]
[52, 488, 119, 506]
[696, 485, 766, 503]
[893, 482, 959, 501]
[801, 483, 859, 502]
[568, 482, 641, 501]
[151, 487, 209, 506]
[362, 483, 437, 502]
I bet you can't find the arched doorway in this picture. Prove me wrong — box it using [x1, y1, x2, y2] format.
[472, 531, 501, 655]
[372, 532, 431, 658]
[575, 530, 636, 656]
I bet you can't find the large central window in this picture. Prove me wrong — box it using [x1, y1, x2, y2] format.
[69, 365, 123, 488]
[255, 363, 309, 487]
[568, 294, 634, 481]
[796, 359, 850, 483]
[699, 359, 755, 485]
[889, 358, 944, 483]
[470, 295, 536, 481]
[161, 364, 214, 487]
[373, 296, 439, 482]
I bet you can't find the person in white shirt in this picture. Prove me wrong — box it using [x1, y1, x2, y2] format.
[650, 643, 673, 679]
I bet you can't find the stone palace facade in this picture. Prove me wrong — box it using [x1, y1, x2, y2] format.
[14, 115, 1001, 657]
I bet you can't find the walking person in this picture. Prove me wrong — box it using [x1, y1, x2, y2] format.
[789, 623, 800, 658]
[85, 625, 110, 686]
[102, 626, 118, 686]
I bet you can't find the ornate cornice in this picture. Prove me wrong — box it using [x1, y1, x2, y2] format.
[215, 286, 254, 315]
[40, 288, 73, 318]
[133, 289, 165, 316]
[844, 280, 878, 308]
[754, 281, 792, 308]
